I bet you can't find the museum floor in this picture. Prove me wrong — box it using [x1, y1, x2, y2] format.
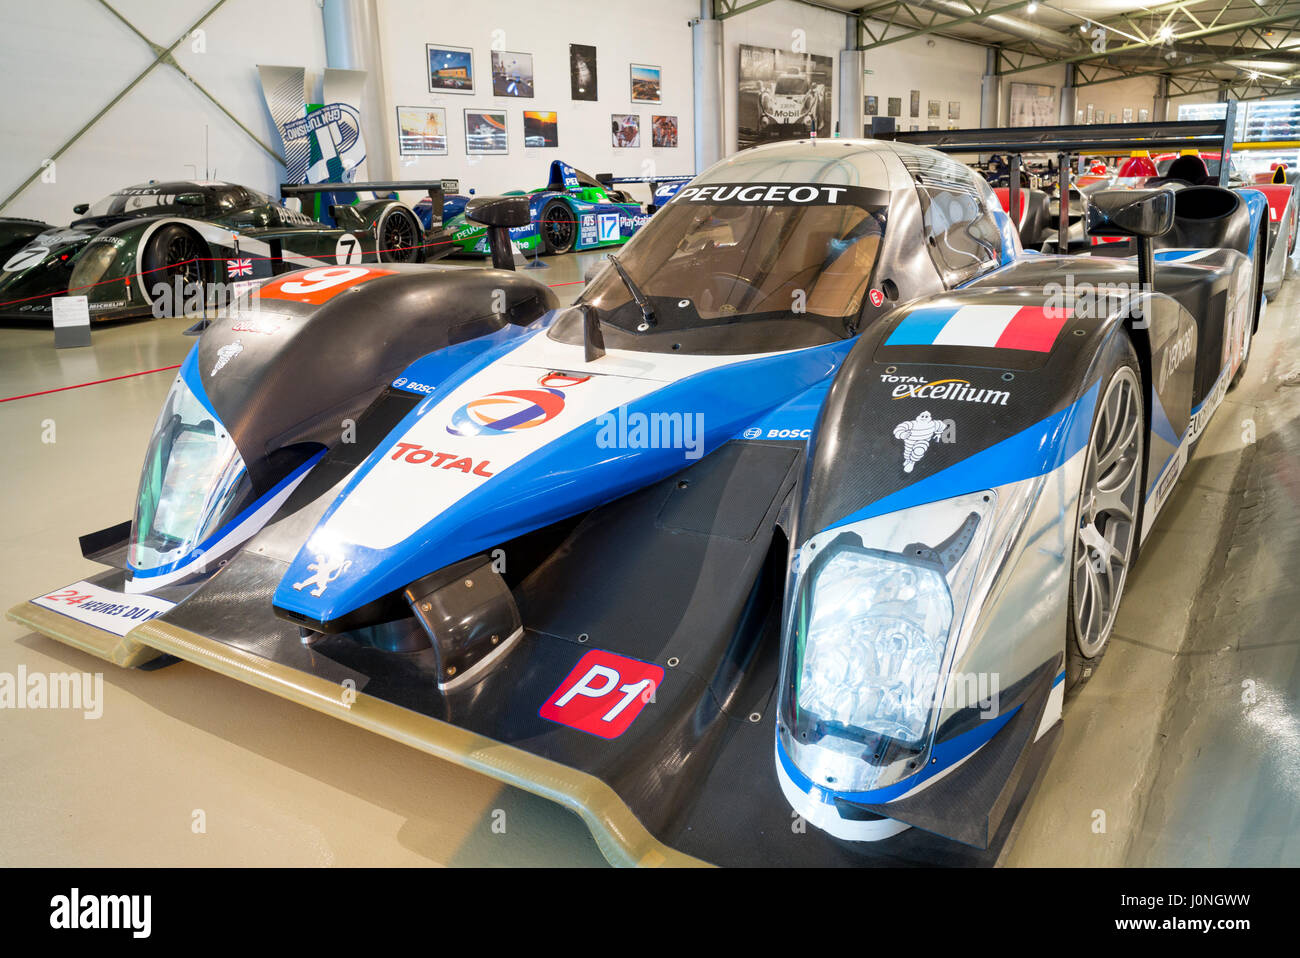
[1, 251, 1297, 866]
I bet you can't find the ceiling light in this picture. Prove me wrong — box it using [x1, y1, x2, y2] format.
[1026, 1, 1038, 13]
[1157, 25, 1175, 42]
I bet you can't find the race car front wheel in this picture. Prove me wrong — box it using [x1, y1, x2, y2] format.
[540, 199, 575, 254]
[376, 206, 422, 263]
[142, 224, 208, 319]
[1065, 341, 1144, 692]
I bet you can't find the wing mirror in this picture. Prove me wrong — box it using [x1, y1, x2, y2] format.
[1085, 189, 1174, 239]
[1087, 189, 1175, 290]
[72, 203, 89, 215]
[465, 195, 531, 271]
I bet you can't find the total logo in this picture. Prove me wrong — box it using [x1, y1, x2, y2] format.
[389, 442, 494, 477]
[446, 371, 590, 437]
[882, 373, 1010, 407]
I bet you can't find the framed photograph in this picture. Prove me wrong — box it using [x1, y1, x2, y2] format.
[948, 101, 960, 120]
[611, 113, 640, 148]
[927, 124, 939, 131]
[865, 95, 878, 116]
[909, 90, 920, 117]
[426, 44, 474, 94]
[491, 50, 534, 98]
[464, 109, 508, 154]
[1138, 108, 1150, 122]
[522, 110, 558, 148]
[737, 44, 833, 148]
[651, 114, 678, 147]
[909, 124, 919, 131]
[1010, 82, 1057, 127]
[631, 64, 661, 103]
[1108, 112, 1118, 124]
[395, 106, 448, 155]
[1122, 107, 1134, 123]
[887, 96, 901, 117]
[570, 44, 597, 100]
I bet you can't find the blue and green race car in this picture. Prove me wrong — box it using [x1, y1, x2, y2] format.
[421, 161, 691, 256]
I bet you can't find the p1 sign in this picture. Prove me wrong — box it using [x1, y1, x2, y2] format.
[539, 649, 663, 738]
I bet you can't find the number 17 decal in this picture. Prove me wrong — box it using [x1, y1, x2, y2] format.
[539, 650, 664, 738]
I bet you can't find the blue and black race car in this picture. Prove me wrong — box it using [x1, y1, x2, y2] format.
[11, 115, 1274, 866]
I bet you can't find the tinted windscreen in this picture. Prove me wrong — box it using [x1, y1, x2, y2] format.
[581, 183, 888, 327]
[84, 192, 186, 217]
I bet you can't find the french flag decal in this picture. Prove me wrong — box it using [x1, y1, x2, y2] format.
[886, 303, 1072, 353]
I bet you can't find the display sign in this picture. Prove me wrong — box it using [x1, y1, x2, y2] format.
[51, 295, 90, 348]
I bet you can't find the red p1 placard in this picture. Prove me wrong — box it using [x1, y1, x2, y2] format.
[539, 650, 664, 739]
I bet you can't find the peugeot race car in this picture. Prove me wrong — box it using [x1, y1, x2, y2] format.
[0, 180, 452, 322]
[10, 133, 1271, 866]
[431, 161, 690, 257]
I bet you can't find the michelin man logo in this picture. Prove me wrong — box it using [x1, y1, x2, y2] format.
[893, 410, 949, 473]
[292, 555, 353, 597]
[210, 340, 243, 377]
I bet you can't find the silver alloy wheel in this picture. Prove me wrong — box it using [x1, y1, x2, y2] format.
[1073, 365, 1143, 657]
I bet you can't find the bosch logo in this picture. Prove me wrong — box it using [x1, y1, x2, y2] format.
[766, 428, 811, 439]
[743, 427, 763, 439]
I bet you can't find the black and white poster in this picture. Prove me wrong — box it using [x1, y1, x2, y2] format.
[736, 43, 833, 149]
[569, 44, 597, 101]
[1009, 82, 1056, 127]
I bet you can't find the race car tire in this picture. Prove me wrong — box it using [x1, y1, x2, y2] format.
[1065, 339, 1144, 693]
[141, 224, 208, 319]
[376, 205, 423, 264]
[540, 199, 576, 254]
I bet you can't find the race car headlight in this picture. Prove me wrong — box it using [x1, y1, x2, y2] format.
[128, 373, 251, 575]
[779, 490, 999, 793]
[795, 548, 952, 746]
[68, 239, 122, 289]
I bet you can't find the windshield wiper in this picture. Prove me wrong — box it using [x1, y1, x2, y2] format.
[606, 252, 656, 329]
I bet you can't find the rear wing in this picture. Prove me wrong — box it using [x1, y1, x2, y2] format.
[279, 181, 449, 226]
[880, 107, 1238, 252]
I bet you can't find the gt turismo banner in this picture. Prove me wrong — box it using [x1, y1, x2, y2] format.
[258, 65, 369, 185]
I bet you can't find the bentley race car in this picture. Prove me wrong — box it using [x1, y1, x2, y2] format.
[427, 161, 690, 257]
[10, 118, 1273, 866]
[0, 179, 452, 321]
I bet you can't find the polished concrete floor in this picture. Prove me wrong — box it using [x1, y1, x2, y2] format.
[1, 252, 1296, 867]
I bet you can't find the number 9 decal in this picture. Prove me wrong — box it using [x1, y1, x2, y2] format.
[258, 265, 395, 304]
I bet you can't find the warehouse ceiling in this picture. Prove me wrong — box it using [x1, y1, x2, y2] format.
[713, 1, 1300, 98]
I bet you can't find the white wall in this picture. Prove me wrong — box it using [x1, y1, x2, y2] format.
[374, 0, 698, 196]
[860, 24, 987, 134]
[1075, 75, 1159, 125]
[0, 0, 326, 225]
